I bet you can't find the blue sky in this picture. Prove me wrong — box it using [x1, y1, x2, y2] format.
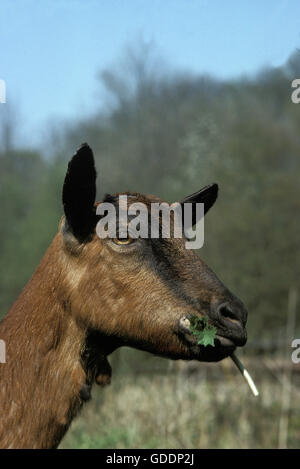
[1, 0, 300, 147]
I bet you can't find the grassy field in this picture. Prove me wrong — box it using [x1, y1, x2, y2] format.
[60, 352, 300, 449]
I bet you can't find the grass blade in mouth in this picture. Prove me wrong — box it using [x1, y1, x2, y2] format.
[230, 352, 259, 397]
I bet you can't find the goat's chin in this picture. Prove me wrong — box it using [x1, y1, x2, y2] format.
[178, 335, 236, 362]
[184, 343, 236, 362]
[131, 338, 235, 363]
[153, 345, 235, 363]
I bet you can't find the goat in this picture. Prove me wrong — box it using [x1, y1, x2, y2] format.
[0, 144, 247, 448]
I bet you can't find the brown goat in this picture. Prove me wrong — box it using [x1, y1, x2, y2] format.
[0, 144, 247, 448]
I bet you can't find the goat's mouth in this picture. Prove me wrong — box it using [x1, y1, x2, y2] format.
[178, 315, 245, 361]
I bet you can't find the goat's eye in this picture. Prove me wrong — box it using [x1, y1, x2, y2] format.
[113, 236, 135, 246]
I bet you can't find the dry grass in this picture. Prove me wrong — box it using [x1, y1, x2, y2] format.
[60, 355, 300, 449]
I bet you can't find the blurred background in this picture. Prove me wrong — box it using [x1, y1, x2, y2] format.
[1, 0, 300, 449]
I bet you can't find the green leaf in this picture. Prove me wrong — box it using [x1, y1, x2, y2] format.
[189, 315, 216, 347]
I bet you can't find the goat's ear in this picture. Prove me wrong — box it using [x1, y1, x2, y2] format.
[62, 143, 97, 243]
[180, 183, 218, 226]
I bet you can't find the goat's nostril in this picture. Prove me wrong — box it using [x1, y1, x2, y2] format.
[217, 302, 241, 325]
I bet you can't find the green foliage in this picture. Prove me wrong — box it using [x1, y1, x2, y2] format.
[189, 315, 216, 347]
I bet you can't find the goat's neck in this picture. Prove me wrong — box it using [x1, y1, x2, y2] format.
[0, 235, 104, 449]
